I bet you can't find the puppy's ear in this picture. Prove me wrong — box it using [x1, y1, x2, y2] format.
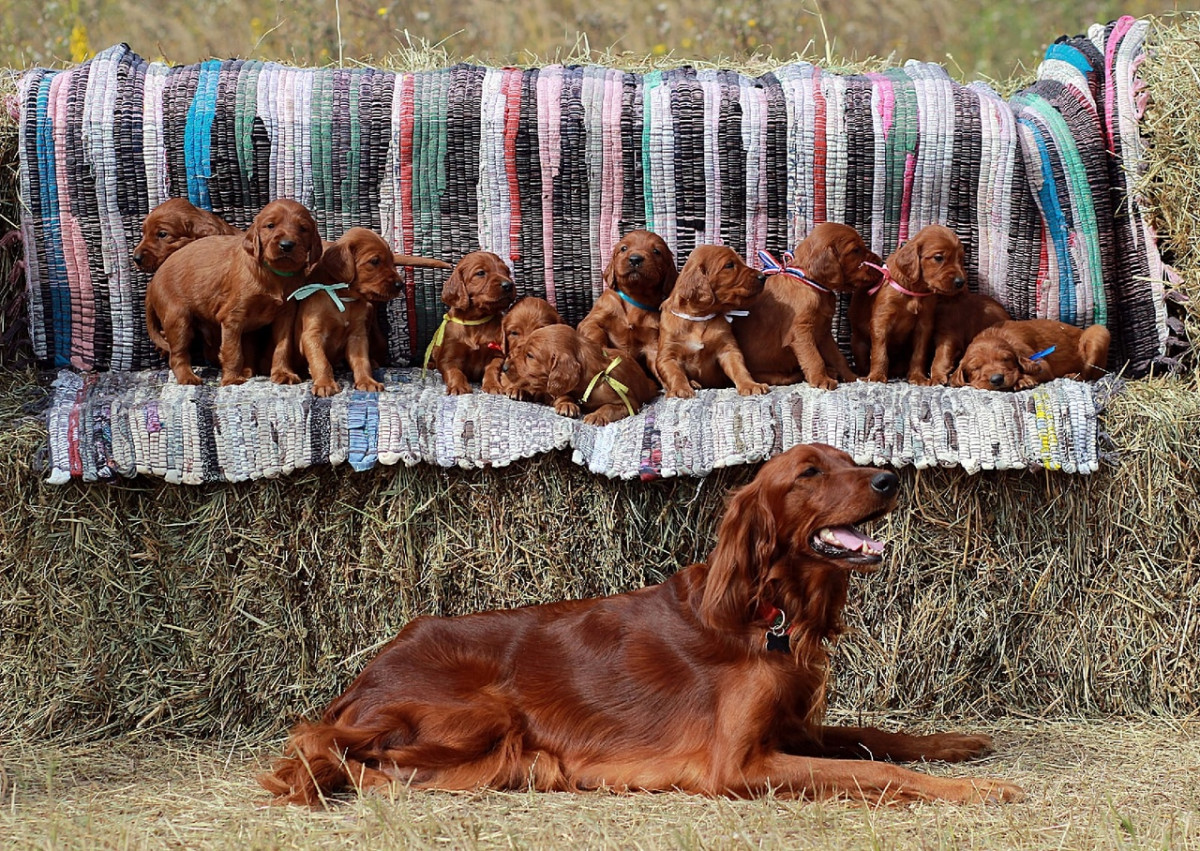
[306, 223, 324, 268]
[890, 238, 921, 286]
[546, 349, 583, 398]
[242, 221, 264, 262]
[314, 240, 356, 285]
[673, 261, 714, 309]
[807, 246, 843, 289]
[442, 266, 469, 310]
[188, 214, 229, 240]
[659, 254, 679, 297]
[602, 250, 618, 290]
[949, 365, 966, 387]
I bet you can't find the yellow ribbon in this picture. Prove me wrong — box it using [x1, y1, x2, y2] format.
[580, 356, 635, 418]
[422, 314, 498, 377]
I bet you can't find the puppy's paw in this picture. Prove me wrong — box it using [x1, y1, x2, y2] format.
[554, 399, 581, 418]
[354, 378, 384, 393]
[271, 370, 302, 386]
[666, 386, 695, 399]
[313, 381, 340, 398]
[737, 381, 770, 396]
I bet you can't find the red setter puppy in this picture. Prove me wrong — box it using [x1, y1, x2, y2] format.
[928, 292, 1011, 386]
[489, 296, 565, 400]
[848, 225, 967, 385]
[951, 319, 1111, 390]
[145, 198, 322, 386]
[133, 198, 240, 273]
[736, 223, 877, 390]
[656, 245, 768, 398]
[424, 251, 515, 395]
[271, 227, 451, 396]
[499, 323, 659, 424]
[261, 443, 1022, 806]
[577, 230, 678, 383]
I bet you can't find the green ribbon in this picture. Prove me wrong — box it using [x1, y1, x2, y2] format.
[288, 282, 355, 313]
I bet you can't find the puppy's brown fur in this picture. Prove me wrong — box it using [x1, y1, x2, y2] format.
[928, 293, 1011, 385]
[145, 198, 322, 386]
[849, 225, 967, 385]
[656, 245, 768, 398]
[577, 230, 677, 382]
[133, 198, 240, 273]
[426, 251, 515, 395]
[501, 324, 659, 425]
[736, 223, 877, 390]
[272, 227, 451, 396]
[951, 319, 1111, 390]
[489, 296, 564, 399]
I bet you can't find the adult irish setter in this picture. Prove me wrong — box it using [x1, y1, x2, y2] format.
[261, 443, 1021, 807]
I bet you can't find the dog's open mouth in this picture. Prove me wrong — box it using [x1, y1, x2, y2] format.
[811, 525, 886, 564]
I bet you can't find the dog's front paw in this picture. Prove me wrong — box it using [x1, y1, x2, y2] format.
[355, 377, 385, 393]
[666, 386, 696, 399]
[737, 381, 770, 396]
[313, 380, 341, 397]
[554, 398, 581, 418]
[271, 370, 302, 386]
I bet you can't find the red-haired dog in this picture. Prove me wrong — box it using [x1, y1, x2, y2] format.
[577, 230, 678, 382]
[271, 227, 451, 396]
[656, 245, 768, 398]
[735, 223, 876, 390]
[146, 198, 322, 386]
[928, 292, 1011, 386]
[260, 442, 1021, 807]
[951, 319, 1111, 390]
[133, 198, 240, 273]
[424, 251, 515, 395]
[487, 296, 565, 400]
[500, 324, 658, 425]
[848, 225, 967, 385]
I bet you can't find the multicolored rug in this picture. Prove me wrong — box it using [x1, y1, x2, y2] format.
[17, 18, 1168, 482]
[44, 369, 1114, 483]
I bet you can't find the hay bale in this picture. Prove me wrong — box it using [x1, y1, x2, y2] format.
[2, 369, 1198, 739]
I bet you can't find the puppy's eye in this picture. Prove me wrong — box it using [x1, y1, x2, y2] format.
[653, 248, 661, 255]
[620, 245, 628, 252]
[526, 352, 534, 359]
[932, 254, 944, 262]
[476, 269, 487, 277]
[266, 222, 276, 229]
[157, 230, 168, 239]
[799, 466, 820, 478]
[724, 261, 735, 270]
[369, 257, 381, 266]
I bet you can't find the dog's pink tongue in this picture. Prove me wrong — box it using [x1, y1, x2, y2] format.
[830, 526, 884, 552]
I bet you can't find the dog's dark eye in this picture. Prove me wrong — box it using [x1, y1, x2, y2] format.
[932, 253, 944, 262]
[369, 257, 380, 266]
[526, 352, 534, 359]
[799, 466, 820, 478]
[265, 222, 276, 229]
[157, 230, 168, 239]
[653, 248, 661, 255]
[620, 245, 628, 252]
[476, 269, 487, 277]
[724, 261, 735, 270]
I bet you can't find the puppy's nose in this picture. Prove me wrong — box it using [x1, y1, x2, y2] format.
[870, 471, 899, 496]
[501, 361, 510, 373]
[279, 240, 296, 253]
[501, 279, 513, 292]
[954, 276, 966, 289]
[989, 373, 1005, 388]
[628, 253, 644, 268]
[132, 252, 144, 265]
[756, 273, 767, 285]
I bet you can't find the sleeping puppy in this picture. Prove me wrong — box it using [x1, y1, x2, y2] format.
[133, 198, 240, 273]
[271, 227, 451, 396]
[735, 222, 877, 390]
[146, 198, 323, 386]
[951, 319, 1111, 390]
[424, 250, 515, 395]
[848, 224, 967, 385]
[487, 296, 564, 400]
[501, 324, 659, 425]
[577, 229, 677, 383]
[928, 292, 1011, 386]
[656, 245, 768, 399]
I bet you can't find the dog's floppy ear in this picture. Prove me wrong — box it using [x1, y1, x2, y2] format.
[673, 258, 715, 309]
[806, 246, 843, 289]
[188, 214, 230, 240]
[659, 254, 679, 297]
[242, 219, 265, 262]
[949, 364, 967, 387]
[545, 348, 583, 398]
[441, 265, 469, 310]
[602, 249, 618, 290]
[890, 238, 921, 286]
[314, 240, 356, 285]
[305, 220, 324, 268]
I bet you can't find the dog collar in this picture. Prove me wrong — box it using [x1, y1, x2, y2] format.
[616, 289, 659, 312]
[1029, 345, 1056, 362]
[261, 262, 302, 278]
[288, 282, 355, 313]
[670, 309, 750, 323]
[422, 313, 499, 374]
[580, 356, 636, 418]
[757, 250, 831, 293]
[863, 261, 932, 298]
[758, 602, 792, 653]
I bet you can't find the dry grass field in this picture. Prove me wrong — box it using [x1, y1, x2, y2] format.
[2, 718, 1198, 849]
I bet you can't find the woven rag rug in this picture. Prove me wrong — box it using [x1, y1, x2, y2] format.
[16, 17, 1169, 482]
[43, 369, 1114, 484]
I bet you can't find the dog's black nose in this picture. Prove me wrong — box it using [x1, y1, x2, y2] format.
[628, 253, 644, 267]
[870, 471, 899, 496]
[279, 240, 296, 253]
[501, 361, 509, 373]
[989, 373, 1005, 388]
[501, 279, 513, 292]
[954, 276, 966, 289]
